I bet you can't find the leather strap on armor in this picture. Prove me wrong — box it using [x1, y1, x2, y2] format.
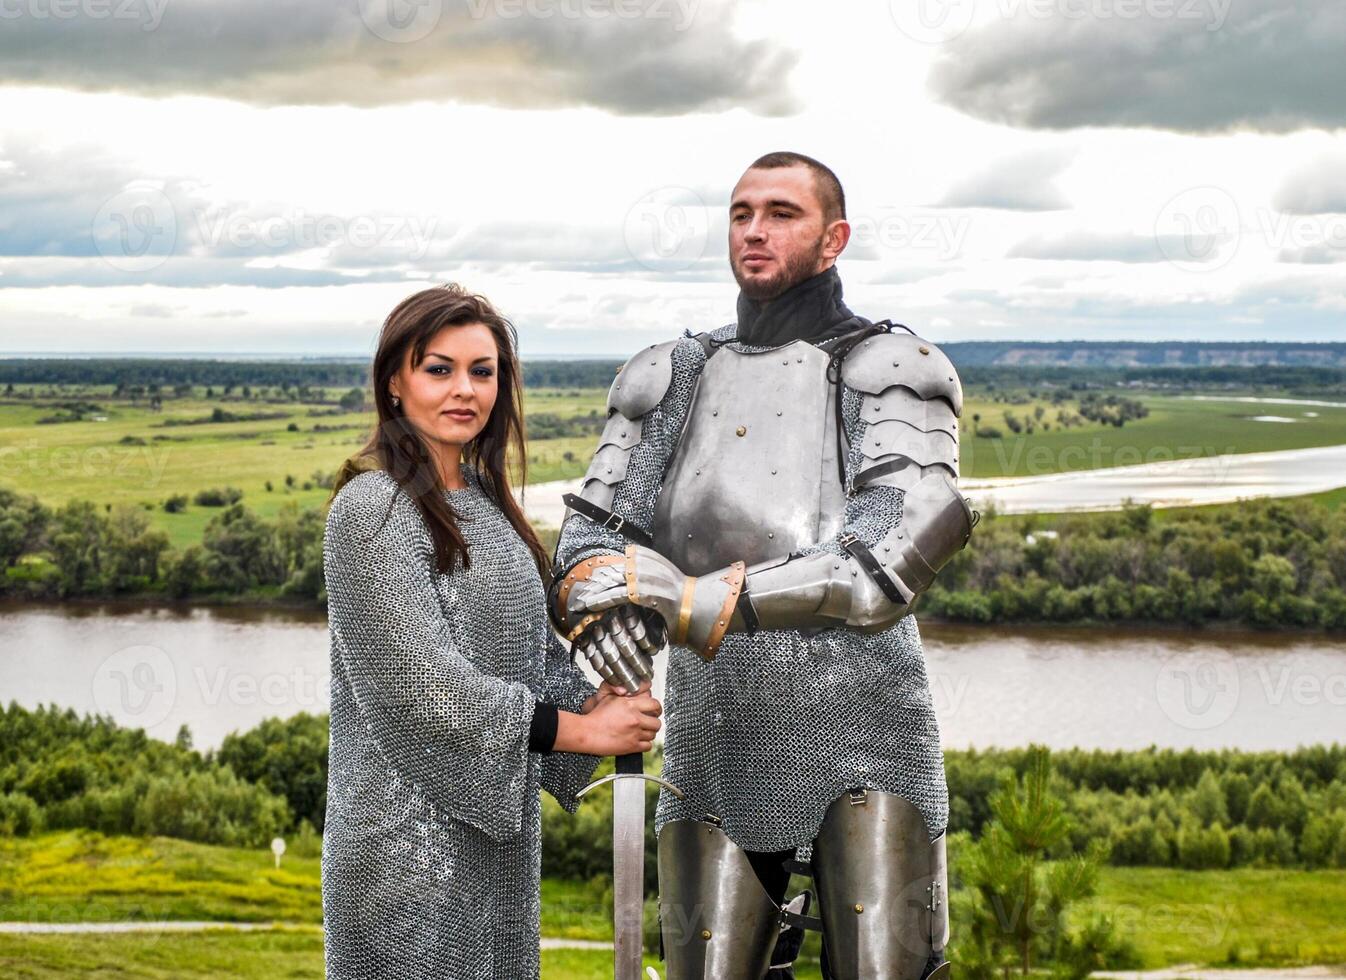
[704, 561, 747, 659]
[562, 493, 654, 546]
[824, 321, 894, 489]
[839, 532, 907, 606]
[736, 583, 761, 635]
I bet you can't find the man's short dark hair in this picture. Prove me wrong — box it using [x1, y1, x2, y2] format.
[747, 151, 846, 224]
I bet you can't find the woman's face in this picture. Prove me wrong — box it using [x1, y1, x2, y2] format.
[389, 321, 500, 454]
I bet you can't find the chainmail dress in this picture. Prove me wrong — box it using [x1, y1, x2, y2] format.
[554, 324, 949, 856]
[323, 465, 599, 980]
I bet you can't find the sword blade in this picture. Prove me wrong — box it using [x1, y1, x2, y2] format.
[612, 758, 646, 979]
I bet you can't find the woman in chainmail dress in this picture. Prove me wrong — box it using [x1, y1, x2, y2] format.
[322, 284, 662, 980]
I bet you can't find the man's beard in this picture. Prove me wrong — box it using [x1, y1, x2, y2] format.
[732, 233, 825, 301]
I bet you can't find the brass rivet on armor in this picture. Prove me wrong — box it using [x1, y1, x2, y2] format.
[701, 930, 712, 941]
[736, 425, 747, 437]
[854, 903, 864, 914]
[919, 345, 930, 355]
[768, 532, 774, 538]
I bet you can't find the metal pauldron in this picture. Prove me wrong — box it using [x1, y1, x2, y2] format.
[841, 331, 963, 495]
[567, 338, 677, 516]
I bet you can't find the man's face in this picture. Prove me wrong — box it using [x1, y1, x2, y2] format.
[728, 164, 844, 301]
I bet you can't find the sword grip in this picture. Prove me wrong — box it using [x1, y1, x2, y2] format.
[616, 752, 642, 776]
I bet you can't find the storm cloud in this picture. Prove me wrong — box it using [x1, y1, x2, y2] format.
[929, 0, 1346, 134]
[0, 0, 799, 115]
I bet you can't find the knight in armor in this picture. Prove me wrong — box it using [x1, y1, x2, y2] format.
[551, 152, 974, 979]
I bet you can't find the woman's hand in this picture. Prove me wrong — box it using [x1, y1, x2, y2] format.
[555, 681, 661, 756]
[580, 679, 632, 713]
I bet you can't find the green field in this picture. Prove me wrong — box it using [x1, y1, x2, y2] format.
[960, 392, 1346, 478]
[4, 388, 1346, 551]
[0, 389, 603, 549]
[4, 832, 1345, 976]
[0, 931, 677, 980]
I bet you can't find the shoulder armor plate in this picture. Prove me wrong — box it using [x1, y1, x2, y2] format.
[607, 339, 678, 419]
[840, 332, 963, 416]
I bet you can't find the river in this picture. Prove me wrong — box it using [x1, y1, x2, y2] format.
[2, 602, 1340, 752]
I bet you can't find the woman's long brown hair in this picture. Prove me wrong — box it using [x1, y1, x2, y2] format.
[331, 284, 551, 582]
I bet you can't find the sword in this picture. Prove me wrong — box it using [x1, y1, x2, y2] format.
[577, 706, 684, 979]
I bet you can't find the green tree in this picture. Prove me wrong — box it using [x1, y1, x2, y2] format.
[958, 747, 1113, 977]
[202, 505, 287, 591]
[0, 488, 49, 568]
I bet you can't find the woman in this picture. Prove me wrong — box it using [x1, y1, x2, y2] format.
[321, 284, 661, 980]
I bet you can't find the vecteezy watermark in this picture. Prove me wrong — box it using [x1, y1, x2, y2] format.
[0, 439, 174, 489]
[91, 644, 179, 730]
[467, 0, 699, 29]
[360, 0, 700, 41]
[0, 0, 168, 30]
[191, 664, 330, 709]
[91, 182, 177, 273]
[1157, 187, 1346, 270]
[190, 207, 440, 261]
[963, 436, 1238, 481]
[849, 212, 972, 261]
[1253, 664, 1346, 708]
[889, 0, 1232, 44]
[1154, 650, 1240, 731]
[1154, 185, 1242, 272]
[1255, 209, 1346, 264]
[624, 186, 710, 272]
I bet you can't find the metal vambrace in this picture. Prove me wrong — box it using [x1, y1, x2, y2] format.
[738, 473, 973, 633]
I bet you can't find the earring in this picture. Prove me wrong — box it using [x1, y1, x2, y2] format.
[391, 395, 400, 408]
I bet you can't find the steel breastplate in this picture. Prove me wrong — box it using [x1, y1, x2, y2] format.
[653, 340, 847, 576]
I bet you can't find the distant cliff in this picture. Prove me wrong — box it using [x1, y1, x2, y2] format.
[942, 341, 1346, 368]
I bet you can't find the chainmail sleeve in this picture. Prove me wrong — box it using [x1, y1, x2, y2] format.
[323, 470, 537, 843]
[538, 628, 601, 810]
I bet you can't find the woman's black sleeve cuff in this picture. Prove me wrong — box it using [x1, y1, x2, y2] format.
[528, 701, 559, 755]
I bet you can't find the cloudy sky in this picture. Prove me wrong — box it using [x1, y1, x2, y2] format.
[0, 0, 1343, 357]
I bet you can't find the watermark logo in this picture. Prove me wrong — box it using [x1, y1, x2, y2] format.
[358, 0, 443, 43]
[91, 644, 178, 729]
[624, 186, 709, 272]
[92, 182, 177, 273]
[889, 0, 978, 44]
[1154, 185, 1241, 272]
[1155, 650, 1239, 730]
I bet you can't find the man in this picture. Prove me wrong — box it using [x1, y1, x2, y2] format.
[551, 152, 973, 979]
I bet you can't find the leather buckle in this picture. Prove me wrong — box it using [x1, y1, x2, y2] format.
[601, 512, 626, 535]
[837, 532, 858, 548]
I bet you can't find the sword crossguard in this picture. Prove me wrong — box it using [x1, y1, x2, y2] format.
[576, 771, 685, 801]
